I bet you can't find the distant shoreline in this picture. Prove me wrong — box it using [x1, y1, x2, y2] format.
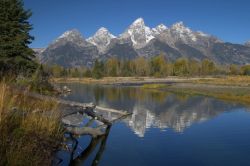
[52, 76, 250, 87]
[52, 76, 215, 85]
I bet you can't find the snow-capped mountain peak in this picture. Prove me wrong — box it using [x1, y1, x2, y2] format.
[98, 27, 108, 32]
[58, 29, 82, 40]
[52, 29, 89, 47]
[171, 22, 191, 33]
[171, 21, 197, 42]
[156, 24, 168, 31]
[93, 27, 116, 38]
[132, 17, 145, 25]
[152, 23, 168, 35]
[120, 17, 155, 48]
[87, 27, 116, 53]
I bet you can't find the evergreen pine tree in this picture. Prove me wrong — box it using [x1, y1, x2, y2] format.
[0, 0, 37, 77]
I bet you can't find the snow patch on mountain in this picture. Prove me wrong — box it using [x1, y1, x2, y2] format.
[145, 26, 155, 42]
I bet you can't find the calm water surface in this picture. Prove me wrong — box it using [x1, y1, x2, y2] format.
[56, 83, 250, 166]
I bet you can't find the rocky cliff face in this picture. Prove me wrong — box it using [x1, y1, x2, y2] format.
[40, 29, 98, 67]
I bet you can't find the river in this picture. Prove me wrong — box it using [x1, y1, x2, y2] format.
[55, 83, 250, 166]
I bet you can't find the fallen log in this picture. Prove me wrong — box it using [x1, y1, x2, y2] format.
[85, 107, 112, 126]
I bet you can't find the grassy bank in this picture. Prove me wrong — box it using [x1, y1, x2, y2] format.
[142, 83, 250, 105]
[192, 76, 250, 87]
[0, 81, 63, 165]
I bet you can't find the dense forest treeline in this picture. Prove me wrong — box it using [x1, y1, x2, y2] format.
[46, 55, 250, 79]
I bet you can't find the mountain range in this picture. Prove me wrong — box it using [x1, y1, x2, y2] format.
[35, 18, 250, 67]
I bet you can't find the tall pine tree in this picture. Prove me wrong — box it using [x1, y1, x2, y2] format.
[0, 0, 37, 77]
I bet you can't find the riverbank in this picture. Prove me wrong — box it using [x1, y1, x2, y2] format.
[0, 81, 63, 165]
[141, 76, 250, 105]
[142, 82, 250, 105]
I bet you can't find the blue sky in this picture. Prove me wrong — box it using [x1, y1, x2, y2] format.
[23, 0, 250, 48]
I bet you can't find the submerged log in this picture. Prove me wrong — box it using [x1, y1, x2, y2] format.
[66, 126, 104, 138]
[109, 112, 133, 123]
[95, 106, 128, 115]
[96, 113, 132, 128]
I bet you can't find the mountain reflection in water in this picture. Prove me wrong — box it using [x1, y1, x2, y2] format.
[60, 83, 249, 137]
